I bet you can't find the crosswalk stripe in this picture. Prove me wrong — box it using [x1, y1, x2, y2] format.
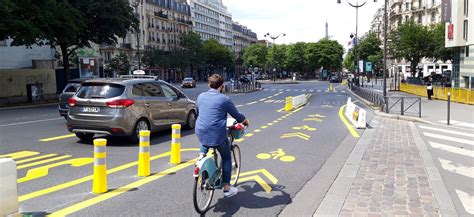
[439, 120, 474, 129]
[438, 158, 474, 179]
[310, 90, 314, 92]
[423, 132, 474, 146]
[317, 90, 322, 92]
[302, 89, 306, 91]
[271, 89, 276, 91]
[420, 125, 474, 138]
[341, 91, 346, 93]
[293, 89, 298, 91]
[286, 89, 291, 91]
[429, 142, 474, 158]
[455, 189, 474, 215]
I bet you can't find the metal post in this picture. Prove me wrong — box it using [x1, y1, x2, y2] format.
[447, 92, 451, 125]
[401, 97, 404, 116]
[385, 97, 389, 113]
[419, 97, 422, 118]
[383, 0, 388, 98]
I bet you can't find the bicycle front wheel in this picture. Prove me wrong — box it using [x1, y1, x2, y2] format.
[230, 144, 241, 186]
[193, 172, 214, 214]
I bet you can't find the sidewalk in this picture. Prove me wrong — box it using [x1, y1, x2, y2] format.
[314, 116, 456, 216]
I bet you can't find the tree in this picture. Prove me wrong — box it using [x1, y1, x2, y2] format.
[202, 39, 234, 73]
[389, 21, 432, 77]
[286, 42, 306, 72]
[108, 53, 131, 75]
[313, 39, 344, 72]
[343, 49, 355, 72]
[356, 32, 382, 61]
[1, 0, 138, 82]
[180, 32, 204, 75]
[267, 44, 288, 71]
[304, 43, 321, 73]
[242, 44, 268, 70]
[429, 23, 453, 63]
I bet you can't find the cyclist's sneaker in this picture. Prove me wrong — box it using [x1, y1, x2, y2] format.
[223, 186, 238, 198]
[197, 153, 205, 161]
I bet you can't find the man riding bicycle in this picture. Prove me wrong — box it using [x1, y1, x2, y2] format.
[195, 74, 249, 198]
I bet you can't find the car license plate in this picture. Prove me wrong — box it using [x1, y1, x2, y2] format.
[82, 107, 100, 113]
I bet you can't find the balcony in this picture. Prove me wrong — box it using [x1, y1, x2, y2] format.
[154, 11, 168, 19]
[121, 43, 132, 49]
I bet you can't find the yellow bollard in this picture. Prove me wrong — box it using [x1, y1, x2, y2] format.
[170, 124, 181, 164]
[138, 130, 151, 177]
[92, 138, 107, 194]
[285, 96, 293, 112]
[330, 84, 334, 92]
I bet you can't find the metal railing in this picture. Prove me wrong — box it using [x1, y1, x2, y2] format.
[224, 82, 262, 93]
[384, 96, 421, 117]
[351, 86, 385, 107]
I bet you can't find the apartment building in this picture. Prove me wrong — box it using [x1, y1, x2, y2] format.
[370, 7, 384, 41]
[386, 0, 452, 78]
[446, 0, 473, 89]
[232, 22, 258, 75]
[100, 0, 192, 70]
[188, 0, 233, 50]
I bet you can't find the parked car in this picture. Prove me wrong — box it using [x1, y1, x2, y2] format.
[329, 75, 342, 83]
[181, 77, 196, 88]
[67, 77, 196, 143]
[239, 77, 251, 83]
[58, 78, 89, 118]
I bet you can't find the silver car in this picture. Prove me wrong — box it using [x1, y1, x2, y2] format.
[58, 78, 88, 118]
[67, 78, 197, 143]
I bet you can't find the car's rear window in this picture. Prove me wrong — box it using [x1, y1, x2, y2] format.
[63, 83, 81, 93]
[76, 83, 125, 99]
[184, 78, 193, 81]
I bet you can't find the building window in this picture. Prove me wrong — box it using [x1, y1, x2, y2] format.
[0, 40, 6, 47]
[431, 11, 436, 22]
[464, 20, 469, 40]
[418, 14, 423, 24]
[405, 2, 410, 10]
[465, 0, 469, 16]
[405, 15, 409, 22]
[466, 46, 470, 57]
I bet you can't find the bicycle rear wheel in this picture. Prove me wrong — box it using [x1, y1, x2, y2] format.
[230, 144, 241, 186]
[193, 172, 214, 214]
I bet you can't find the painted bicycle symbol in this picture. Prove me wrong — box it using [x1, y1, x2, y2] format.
[256, 149, 296, 162]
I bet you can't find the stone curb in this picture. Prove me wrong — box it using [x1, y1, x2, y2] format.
[0, 102, 58, 111]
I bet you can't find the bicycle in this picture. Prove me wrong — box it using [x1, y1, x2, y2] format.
[192, 118, 245, 214]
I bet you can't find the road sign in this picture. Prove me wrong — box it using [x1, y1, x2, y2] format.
[365, 62, 372, 72]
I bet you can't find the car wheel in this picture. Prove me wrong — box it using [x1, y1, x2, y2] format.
[184, 111, 196, 130]
[131, 119, 150, 144]
[75, 132, 94, 141]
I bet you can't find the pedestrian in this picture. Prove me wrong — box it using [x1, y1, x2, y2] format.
[426, 76, 433, 100]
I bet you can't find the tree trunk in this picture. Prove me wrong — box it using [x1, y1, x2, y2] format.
[411, 61, 417, 78]
[60, 44, 70, 84]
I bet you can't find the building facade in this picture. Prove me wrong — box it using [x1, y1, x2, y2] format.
[232, 22, 258, 76]
[386, 0, 452, 79]
[370, 7, 384, 41]
[188, 0, 233, 50]
[100, 0, 192, 76]
[0, 39, 55, 69]
[445, 0, 473, 89]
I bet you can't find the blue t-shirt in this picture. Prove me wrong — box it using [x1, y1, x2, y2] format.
[195, 89, 245, 146]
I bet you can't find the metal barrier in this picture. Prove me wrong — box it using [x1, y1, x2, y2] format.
[384, 96, 421, 117]
[400, 83, 474, 105]
[350, 86, 385, 107]
[224, 82, 261, 93]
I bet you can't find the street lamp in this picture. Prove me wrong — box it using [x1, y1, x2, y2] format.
[264, 32, 286, 80]
[132, 0, 143, 70]
[338, 0, 388, 98]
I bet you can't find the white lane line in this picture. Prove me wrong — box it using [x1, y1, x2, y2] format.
[293, 89, 299, 91]
[302, 89, 306, 91]
[439, 120, 474, 129]
[278, 89, 284, 91]
[423, 132, 474, 146]
[429, 141, 474, 158]
[438, 158, 474, 179]
[0, 117, 63, 127]
[310, 89, 314, 92]
[286, 89, 291, 91]
[455, 189, 474, 215]
[271, 89, 276, 91]
[372, 89, 383, 93]
[317, 90, 322, 92]
[420, 125, 474, 138]
[341, 91, 346, 93]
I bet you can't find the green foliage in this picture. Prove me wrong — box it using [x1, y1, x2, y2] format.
[429, 23, 453, 62]
[343, 49, 355, 71]
[1, 0, 138, 81]
[286, 42, 306, 72]
[389, 21, 432, 77]
[202, 39, 234, 69]
[356, 32, 382, 61]
[180, 32, 204, 70]
[267, 44, 288, 70]
[312, 39, 344, 71]
[242, 44, 268, 69]
[108, 53, 131, 75]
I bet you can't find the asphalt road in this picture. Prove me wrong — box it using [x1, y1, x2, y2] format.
[0, 81, 372, 216]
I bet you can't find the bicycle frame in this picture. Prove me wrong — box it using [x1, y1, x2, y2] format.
[194, 151, 223, 189]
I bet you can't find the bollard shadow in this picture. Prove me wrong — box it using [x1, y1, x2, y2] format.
[75, 127, 197, 147]
[21, 211, 48, 217]
[202, 184, 292, 216]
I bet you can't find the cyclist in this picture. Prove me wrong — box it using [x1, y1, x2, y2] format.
[195, 74, 249, 198]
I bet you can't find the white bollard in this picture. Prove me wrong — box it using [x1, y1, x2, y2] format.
[0, 158, 19, 216]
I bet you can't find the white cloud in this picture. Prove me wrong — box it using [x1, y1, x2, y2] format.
[223, 0, 383, 51]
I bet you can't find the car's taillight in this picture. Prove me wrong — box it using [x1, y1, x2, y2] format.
[194, 167, 200, 175]
[106, 99, 135, 108]
[68, 98, 77, 107]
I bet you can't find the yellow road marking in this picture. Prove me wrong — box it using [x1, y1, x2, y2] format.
[293, 107, 304, 112]
[238, 169, 278, 184]
[339, 104, 360, 138]
[16, 154, 58, 165]
[277, 107, 285, 112]
[281, 132, 311, 141]
[272, 120, 279, 123]
[235, 138, 245, 142]
[261, 126, 268, 129]
[18, 158, 93, 183]
[245, 133, 254, 137]
[18, 148, 199, 202]
[268, 123, 274, 126]
[238, 175, 273, 193]
[17, 155, 72, 169]
[49, 159, 197, 216]
[0, 151, 39, 159]
[303, 118, 323, 122]
[39, 134, 75, 142]
[253, 129, 261, 133]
